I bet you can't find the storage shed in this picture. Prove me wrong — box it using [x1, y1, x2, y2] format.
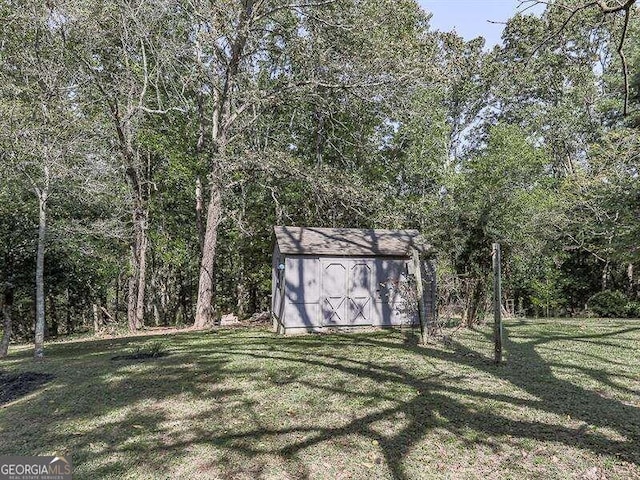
[271, 226, 435, 334]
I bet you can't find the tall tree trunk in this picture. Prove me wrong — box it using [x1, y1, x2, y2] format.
[114, 274, 120, 324]
[463, 278, 486, 328]
[196, 177, 205, 254]
[0, 279, 14, 358]
[152, 301, 161, 326]
[109, 107, 148, 334]
[194, 184, 222, 328]
[92, 301, 102, 334]
[178, 271, 189, 324]
[65, 287, 72, 335]
[158, 275, 169, 326]
[150, 267, 163, 326]
[127, 206, 149, 332]
[48, 294, 58, 337]
[191, 0, 254, 328]
[162, 276, 170, 325]
[236, 269, 247, 319]
[135, 216, 148, 329]
[127, 245, 138, 332]
[34, 176, 48, 359]
[628, 263, 634, 298]
[602, 260, 611, 291]
[249, 284, 258, 316]
[314, 109, 325, 168]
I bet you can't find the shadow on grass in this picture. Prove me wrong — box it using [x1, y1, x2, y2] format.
[200, 327, 640, 478]
[0, 322, 639, 478]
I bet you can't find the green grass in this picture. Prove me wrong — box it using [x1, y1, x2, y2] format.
[1, 319, 639, 479]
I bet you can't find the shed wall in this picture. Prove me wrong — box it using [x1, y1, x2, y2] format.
[284, 255, 322, 328]
[279, 255, 417, 331]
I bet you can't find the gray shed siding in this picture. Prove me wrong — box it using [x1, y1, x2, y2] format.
[272, 253, 419, 333]
[271, 226, 433, 334]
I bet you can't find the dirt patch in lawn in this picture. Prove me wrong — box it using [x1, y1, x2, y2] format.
[0, 371, 56, 406]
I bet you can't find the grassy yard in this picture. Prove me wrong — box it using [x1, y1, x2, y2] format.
[1, 319, 639, 479]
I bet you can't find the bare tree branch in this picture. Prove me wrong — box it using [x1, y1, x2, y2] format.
[523, 0, 636, 115]
[617, 4, 632, 115]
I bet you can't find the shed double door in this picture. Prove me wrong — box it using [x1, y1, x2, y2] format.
[321, 259, 373, 326]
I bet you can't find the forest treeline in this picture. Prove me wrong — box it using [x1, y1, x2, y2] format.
[0, 0, 638, 356]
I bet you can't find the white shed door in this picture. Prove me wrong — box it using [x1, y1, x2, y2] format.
[321, 259, 375, 327]
[321, 261, 347, 326]
[348, 262, 372, 325]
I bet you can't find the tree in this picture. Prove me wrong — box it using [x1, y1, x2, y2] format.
[62, 0, 190, 332]
[438, 124, 552, 325]
[0, 171, 36, 357]
[188, 0, 432, 327]
[0, 2, 88, 357]
[523, 0, 637, 115]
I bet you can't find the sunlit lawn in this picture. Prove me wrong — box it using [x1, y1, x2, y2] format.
[1, 318, 639, 479]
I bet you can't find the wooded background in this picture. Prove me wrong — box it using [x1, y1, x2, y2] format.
[1, 0, 638, 356]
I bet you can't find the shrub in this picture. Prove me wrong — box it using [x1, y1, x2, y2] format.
[587, 290, 629, 318]
[144, 341, 166, 357]
[625, 301, 640, 318]
[132, 341, 167, 358]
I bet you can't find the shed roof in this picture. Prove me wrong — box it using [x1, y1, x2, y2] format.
[274, 226, 430, 257]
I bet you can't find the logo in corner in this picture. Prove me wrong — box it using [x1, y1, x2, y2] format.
[1, 454, 72, 480]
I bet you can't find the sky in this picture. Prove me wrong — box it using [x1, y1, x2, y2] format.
[417, 1, 542, 48]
